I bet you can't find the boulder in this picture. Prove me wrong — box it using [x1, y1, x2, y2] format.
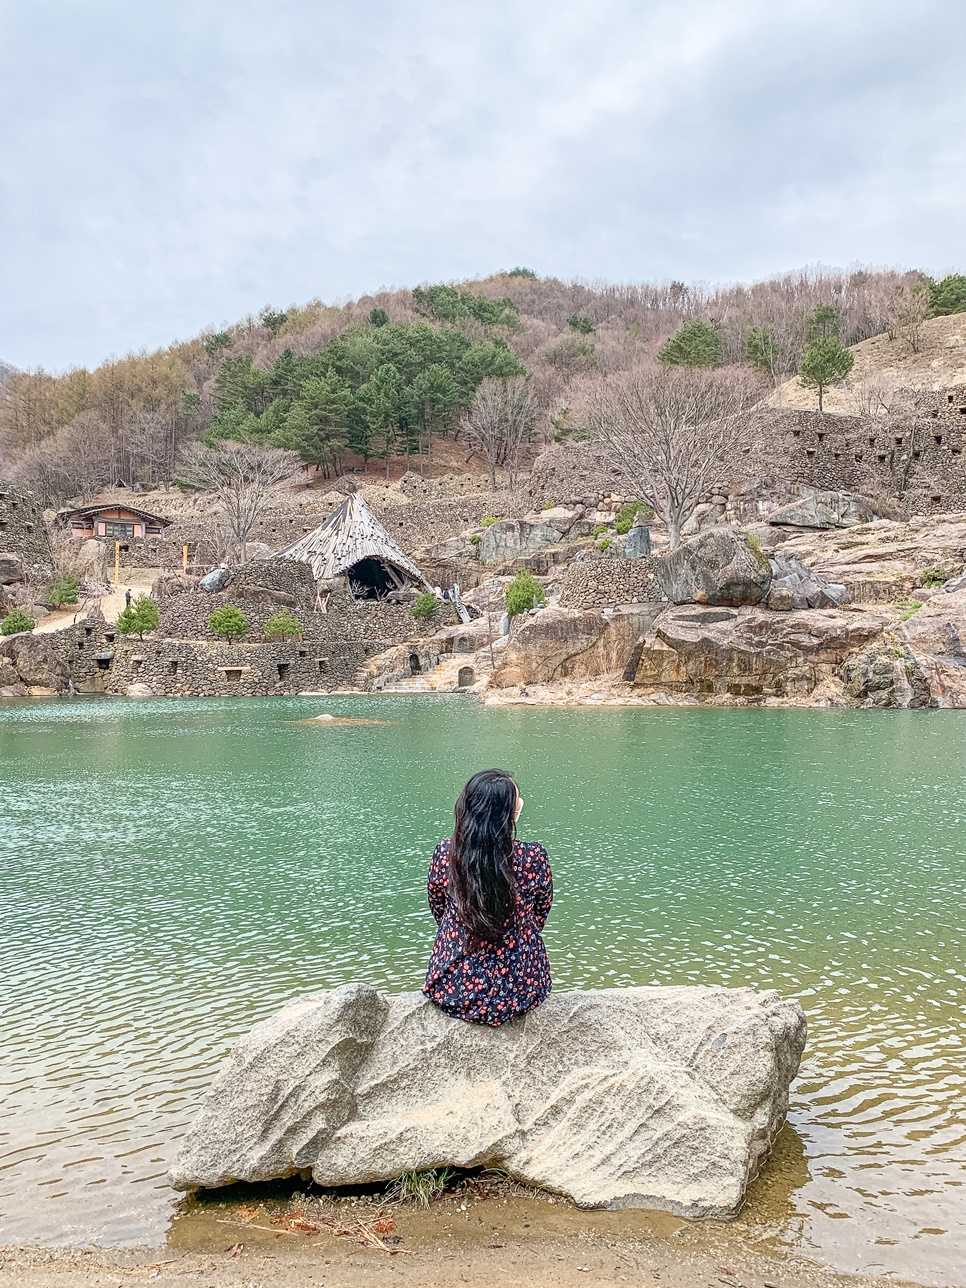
[0, 552, 25, 585]
[71, 539, 109, 584]
[480, 519, 562, 565]
[0, 633, 71, 692]
[169, 983, 805, 1219]
[523, 506, 584, 536]
[491, 605, 662, 687]
[199, 567, 232, 593]
[243, 542, 274, 562]
[766, 553, 852, 611]
[654, 528, 772, 607]
[897, 586, 966, 708]
[632, 604, 887, 700]
[768, 490, 880, 529]
[626, 523, 652, 559]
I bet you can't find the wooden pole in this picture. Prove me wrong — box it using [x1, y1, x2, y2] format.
[182, 544, 189, 573]
[114, 541, 120, 588]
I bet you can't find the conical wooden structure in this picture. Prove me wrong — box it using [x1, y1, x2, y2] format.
[275, 492, 429, 597]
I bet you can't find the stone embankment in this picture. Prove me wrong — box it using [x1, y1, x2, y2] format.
[170, 983, 806, 1220]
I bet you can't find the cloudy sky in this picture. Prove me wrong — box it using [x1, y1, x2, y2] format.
[1, 0, 963, 371]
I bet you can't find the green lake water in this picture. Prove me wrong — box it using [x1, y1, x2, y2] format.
[1, 697, 964, 1283]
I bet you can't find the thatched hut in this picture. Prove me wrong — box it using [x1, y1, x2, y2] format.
[274, 492, 429, 598]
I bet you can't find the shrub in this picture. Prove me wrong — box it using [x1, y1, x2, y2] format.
[386, 1167, 455, 1206]
[505, 571, 546, 618]
[208, 604, 249, 641]
[897, 600, 923, 621]
[598, 538, 613, 551]
[0, 609, 35, 636]
[481, 515, 500, 527]
[614, 501, 655, 534]
[921, 566, 951, 587]
[540, 499, 557, 510]
[592, 524, 610, 538]
[469, 534, 481, 545]
[659, 320, 722, 367]
[411, 592, 439, 622]
[46, 574, 79, 608]
[567, 314, 595, 334]
[116, 594, 160, 640]
[263, 608, 304, 640]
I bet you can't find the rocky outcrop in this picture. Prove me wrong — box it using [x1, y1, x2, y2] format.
[765, 553, 851, 611]
[768, 489, 880, 529]
[897, 587, 966, 708]
[491, 605, 662, 687]
[169, 983, 805, 1219]
[631, 604, 887, 700]
[480, 519, 563, 564]
[654, 529, 773, 607]
[0, 632, 71, 695]
[0, 552, 25, 585]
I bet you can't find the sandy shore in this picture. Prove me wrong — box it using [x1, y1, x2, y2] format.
[2, 1187, 929, 1288]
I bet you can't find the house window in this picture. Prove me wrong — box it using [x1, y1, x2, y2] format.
[102, 521, 136, 539]
[146, 527, 162, 535]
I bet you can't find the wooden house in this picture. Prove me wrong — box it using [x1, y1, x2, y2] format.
[58, 504, 172, 544]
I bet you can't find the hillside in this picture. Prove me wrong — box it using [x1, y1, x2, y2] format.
[770, 312, 966, 414]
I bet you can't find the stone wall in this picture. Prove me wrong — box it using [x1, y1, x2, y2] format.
[0, 484, 52, 576]
[557, 556, 660, 609]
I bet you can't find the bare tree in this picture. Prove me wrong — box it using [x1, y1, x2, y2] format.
[459, 377, 536, 489]
[886, 283, 931, 355]
[177, 441, 299, 562]
[591, 365, 760, 550]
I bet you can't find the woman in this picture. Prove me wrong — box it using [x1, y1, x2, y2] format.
[423, 768, 553, 1026]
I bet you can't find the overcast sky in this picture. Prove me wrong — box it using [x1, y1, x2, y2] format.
[1, 0, 963, 372]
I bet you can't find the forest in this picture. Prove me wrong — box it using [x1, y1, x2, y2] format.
[1, 265, 964, 505]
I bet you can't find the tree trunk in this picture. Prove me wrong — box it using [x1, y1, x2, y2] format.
[818, 385, 824, 413]
[666, 514, 682, 551]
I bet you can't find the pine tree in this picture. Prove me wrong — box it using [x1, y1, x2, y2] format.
[115, 594, 160, 640]
[798, 336, 854, 411]
[208, 605, 249, 642]
[659, 320, 723, 367]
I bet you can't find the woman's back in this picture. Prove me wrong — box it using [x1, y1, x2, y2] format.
[423, 835, 553, 1026]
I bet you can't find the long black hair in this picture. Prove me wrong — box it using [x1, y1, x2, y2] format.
[448, 768, 518, 944]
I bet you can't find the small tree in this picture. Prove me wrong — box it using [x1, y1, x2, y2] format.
[744, 325, 788, 381]
[567, 314, 595, 334]
[1, 609, 35, 636]
[807, 304, 840, 338]
[614, 501, 655, 534]
[930, 274, 966, 316]
[798, 336, 854, 412]
[115, 594, 160, 640]
[460, 377, 535, 489]
[209, 604, 249, 642]
[263, 608, 304, 640]
[505, 571, 546, 618]
[46, 573, 79, 608]
[368, 308, 389, 327]
[659, 320, 722, 367]
[410, 591, 439, 622]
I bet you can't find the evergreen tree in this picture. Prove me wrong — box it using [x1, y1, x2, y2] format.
[208, 604, 249, 642]
[275, 372, 351, 476]
[368, 308, 389, 327]
[798, 336, 854, 411]
[929, 274, 966, 316]
[567, 314, 595, 334]
[744, 325, 783, 379]
[0, 609, 35, 635]
[263, 608, 304, 640]
[115, 594, 160, 640]
[807, 304, 840, 338]
[356, 363, 402, 478]
[659, 320, 723, 367]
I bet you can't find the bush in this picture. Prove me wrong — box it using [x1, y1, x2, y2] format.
[481, 515, 500, 527]
[208, 604, 249, 641]
[0, 609, 35, 636]
[614, 501, 655, 534]
[598, 538, 613, 551]
[469, 534, 481, 545]
[540, 499, 557, 510]
[659, 320, 722, 367]
[263, 608, 304, 640]
[46, 573, 79, 608]
[411, 592, 439, 622]
[505, 571, 546, 618]
[897, 600, 923, 622]
[921, 566, 952, 587]
[592, 524, 610, 538]
[116, 594, 160, 640]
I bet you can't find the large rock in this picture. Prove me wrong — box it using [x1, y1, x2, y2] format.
[70, 538, 110, 584]
[768, 490, 880, 529]
[631, 604, 887, 700]
[897, 586, 966, 708]
[169, 984, 805, 1219]
[0, 552, 25, 585]
[0, 632, 71, 693]
[491, 605, 662, 687]
[199, 567, 231, 593]
[766, 552, 852, 611]
[654, 528, 772, 607]
[480, 519, 563, 564]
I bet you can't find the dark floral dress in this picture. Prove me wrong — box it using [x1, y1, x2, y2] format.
[422, 838, 553, 1026]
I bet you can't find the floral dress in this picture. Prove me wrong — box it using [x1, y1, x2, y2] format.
[422, 838, 553, 1026]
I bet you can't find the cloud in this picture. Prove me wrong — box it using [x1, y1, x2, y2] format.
[0, 0, 962, 370]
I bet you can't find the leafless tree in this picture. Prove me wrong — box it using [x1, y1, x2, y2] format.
[177, 441, 299, 562]
[591, 365, 761, 550]
[886, 283, 931, 355]
[459, 377, 536, 489]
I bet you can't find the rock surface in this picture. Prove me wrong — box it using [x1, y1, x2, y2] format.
[491, 605, 661, 687]
[766, 553, 852, 611]
[898, 586, 966, 708]
[0, 632, 71, 695]
[768, 489, 879, 529]
[654, 529, 772, 607]
[169, 984, 806, 1219]
[0, 552, 25, 585]
[480, 519, 563, 564]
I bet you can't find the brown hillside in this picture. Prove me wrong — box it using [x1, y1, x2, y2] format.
[770, 313, 966, 414]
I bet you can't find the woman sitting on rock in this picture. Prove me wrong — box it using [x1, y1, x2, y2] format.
[423, 768, 553, 1026]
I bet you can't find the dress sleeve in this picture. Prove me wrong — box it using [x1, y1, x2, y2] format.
[427, 842, 448, 925]
[531, 843, 553, 932]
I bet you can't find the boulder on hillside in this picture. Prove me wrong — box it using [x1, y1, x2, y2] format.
[654, 528, 772, 607]
[631, 604, 887, 700]
[766, 553, 851, 611]
[169, 983, 806, 1219]
[768, 490, 880, 530]
[0, 632, 71, 693]
[480, 519, 562, 564]
[523, 506, 586, 537]
[70, 538, 110, 584]
[199, 567, 231, 593]
[0, 552, 25, 585]
[491, 605, 662, 687]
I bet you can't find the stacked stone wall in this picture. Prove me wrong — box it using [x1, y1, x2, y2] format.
[557, 557, 660, 609]
[0, 485, 52, 575]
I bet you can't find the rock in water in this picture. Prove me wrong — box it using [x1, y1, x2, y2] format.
[199, 567, 231, 593]
[654, 528, 772, 607]
[169, 984, 806, 1218]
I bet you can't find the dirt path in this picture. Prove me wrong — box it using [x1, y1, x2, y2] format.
[1, 1192, 929, 1288]
[34, 572, 159, 635]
